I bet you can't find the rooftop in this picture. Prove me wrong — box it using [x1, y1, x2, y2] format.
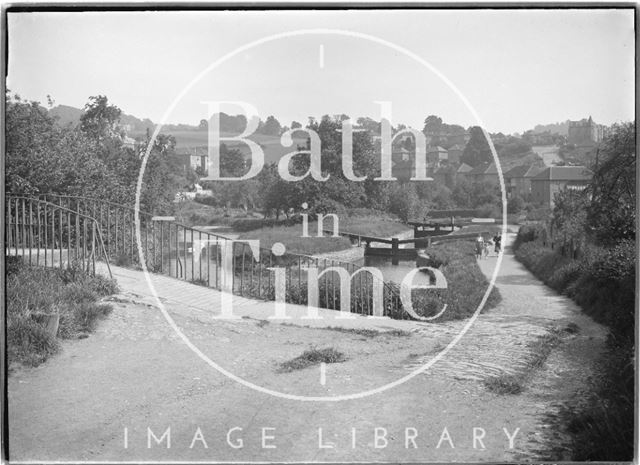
[532, 166, 593, 181]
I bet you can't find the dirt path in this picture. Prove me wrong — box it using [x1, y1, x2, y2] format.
[8, 232, 607, 462]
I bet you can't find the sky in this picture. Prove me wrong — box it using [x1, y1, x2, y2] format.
[6, 9, 635, 134]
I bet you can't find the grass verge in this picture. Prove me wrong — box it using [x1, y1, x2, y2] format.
[411, 241, 501, 321]
[7, 257, 119, 367]
[277, 347, 347, 373]
[512, 226, 634, 460]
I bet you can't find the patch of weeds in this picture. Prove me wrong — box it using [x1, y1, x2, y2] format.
[563, 322, 580, 335]
[277, 347, 347, 373]
[255, 319, 269, 328]
[7, 259, 118, 367]
[192, 278, 209, 287]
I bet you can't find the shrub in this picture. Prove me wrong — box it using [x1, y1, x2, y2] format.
[513, 223, 547, 251]
[475, 202, 500, 218]
[548, 260, 582, 292]
[7, 314, 60, 367]
[6, 260, 118, 367]
[414, 241, 501, 321]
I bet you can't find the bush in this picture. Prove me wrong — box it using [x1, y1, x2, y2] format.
[6, 260, 118, 367]
[513, 223, 547, 251]
[414, 241, 501, 321]
[475, 202, 500, 218]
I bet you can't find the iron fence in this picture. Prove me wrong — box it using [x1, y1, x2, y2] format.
[5, 196, 112, 278]
[10, 194, 407, 319]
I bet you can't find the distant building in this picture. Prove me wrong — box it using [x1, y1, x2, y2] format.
[530, 166, 592, 207]
[426, 146, 448, 168]
[467, 162, 499, 186]
[504, 164, 542, 199]
[122, 136, 137, 150]
[177, 146, 208, 174]
[455, 162, 473, 182]
[447, 144, 465, 165]
[567, 116, 605, 147]
[391, 147, 413, 181]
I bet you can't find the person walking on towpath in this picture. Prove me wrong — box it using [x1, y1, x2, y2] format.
[475, 234, 484, 260]
[493, 233, 502, 255]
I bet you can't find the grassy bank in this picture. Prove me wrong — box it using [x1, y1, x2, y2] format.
[412, 241, 502, 321]
[513, 225, 634, 461]
[7, 257, 119, 368]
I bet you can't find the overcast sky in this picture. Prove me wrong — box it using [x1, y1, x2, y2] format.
[7, 9, 635, 134]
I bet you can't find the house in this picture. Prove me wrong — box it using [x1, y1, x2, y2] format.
[567, 116, 606, 147]
[122, 135, 137, 150]
[530, 166, 592, 207]
[177, 146, 208, 174]
[426, 146, 448, 168]
[466, 162, 499, 186]
[504, 164, 542, 199]
[447, 144, 465, 165]
[455, 162, 473, 182]
[391, 147, 413, 181]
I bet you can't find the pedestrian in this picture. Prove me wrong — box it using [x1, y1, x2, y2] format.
[493, 233, 502, 254]
[483, 238, 491, 259]
[475, 234, 484, 259]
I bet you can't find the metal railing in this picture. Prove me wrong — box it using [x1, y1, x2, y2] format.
[6, 196, 112, 278]
[13, 194, 408, 319]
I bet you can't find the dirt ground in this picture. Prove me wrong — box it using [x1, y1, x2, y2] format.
[7, 232, 607, 462]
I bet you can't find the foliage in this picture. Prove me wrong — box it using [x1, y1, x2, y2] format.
[7, 260, 118, 367]
[587, 122, 636, 246]
[507, 194, 525, 214]
[461, 126, 493, 167]
[5, 92, 189, 214]
[414, 241, 502, 321]
[513, 229, 635, 461]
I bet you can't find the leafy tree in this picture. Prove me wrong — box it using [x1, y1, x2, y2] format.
[80, 95, 123, 142]
[261, 115, 282, 136]
[388, 183, 419, 222]
[461, 126, 492, 167]
[587, 122, 636, 246]
[507, 195, 525, 214]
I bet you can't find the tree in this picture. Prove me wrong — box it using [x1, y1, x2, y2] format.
[291, 121, 302, 129]
[461, 126, 492, 167]
[80, 95, 122, 142]
[587, 122, 636, 246]
[261, 115, 282, 136]
[507, 195, 525, 214]
[422, 115, 443, 135]
[388, 183, 419, 222]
